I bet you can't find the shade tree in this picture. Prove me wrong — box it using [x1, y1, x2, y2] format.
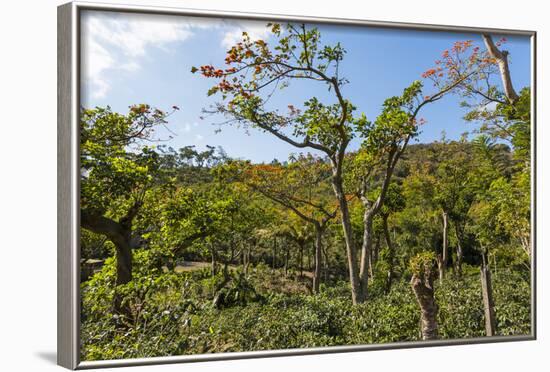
[80, 105, 177, 297]
[194, 23, 487, 304]
[217, 154, 338, 293]
[425, 35, 531, 256]
[376, 182, 406, 292]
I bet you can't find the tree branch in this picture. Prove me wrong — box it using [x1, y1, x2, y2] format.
[249, 112, 333, 154]
[251, 186, 319, 226]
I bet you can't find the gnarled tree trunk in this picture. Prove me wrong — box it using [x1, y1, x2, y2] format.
[81, 211, 136, 286]
[81, 201, 141, 314]
[411, 263, 438, 340]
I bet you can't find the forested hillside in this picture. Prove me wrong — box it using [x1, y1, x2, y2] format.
[79, 23, 531, 360]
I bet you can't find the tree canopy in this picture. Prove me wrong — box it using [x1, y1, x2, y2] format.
[79, 22, 532, 361]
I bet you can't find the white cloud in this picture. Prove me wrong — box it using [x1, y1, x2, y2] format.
[195, 134, 204, 141]
[81, 11, 205, 99]
[183, 123, 192, 133]
[84, 38, 114, 99]
[221, 22, 272, 49]
[80, 11, 274, 99]
[180, 122, 200, 133]
[120, 61, 140, 72]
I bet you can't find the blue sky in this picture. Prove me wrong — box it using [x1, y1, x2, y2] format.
[80, 10, 531, 163]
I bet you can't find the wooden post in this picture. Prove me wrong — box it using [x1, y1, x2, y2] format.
[440, 211, 448, 281]
[480, 256, 497, 336]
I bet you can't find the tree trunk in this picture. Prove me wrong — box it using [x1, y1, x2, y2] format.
[411, 266, 438, 340]
[322, 241, 329, 283]
[211, 244, 217, 276]
[243, 245, 250, 275]
[437, 254, 443, 283]
[440, 211, 449, 282]
[223, 254, 229, 279]
[284, 245, 289, 277]
[368, 233, 381, 279]
[383, 216, 395, 294]
[272, 236, 277, 271]
[520, 235, 531, 259]
[114, 238, 132, 286]
[373, 233, 380, 265]
[368, 238, 374, 279]
[358, 209, 374, 303]
[241, 242, 246, 270]
[331, 174, 361, 304]
[307, 242, 311, 271]
[482, 35, 519, 103]
[299, 241, 304, 277]
[312, 226, 323, 294]
[454, 222, 464, 276]
[81, 207, 139, 315]
[81, 210, 136, 286]
[480, 252, 497, 336]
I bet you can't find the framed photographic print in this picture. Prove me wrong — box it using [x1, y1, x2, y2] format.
[57, 1, 536, 369]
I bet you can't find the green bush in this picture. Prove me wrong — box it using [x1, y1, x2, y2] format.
[81, 259, 531, 360]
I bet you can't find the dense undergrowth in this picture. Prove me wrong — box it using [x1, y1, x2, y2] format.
[81, 251, 530, 360]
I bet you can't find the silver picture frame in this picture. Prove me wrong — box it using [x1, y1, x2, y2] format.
[57, 1, 537, 369]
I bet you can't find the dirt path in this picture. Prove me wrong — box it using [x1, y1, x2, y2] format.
[171, 261, 314, 278]
[172, 261, 211, 273]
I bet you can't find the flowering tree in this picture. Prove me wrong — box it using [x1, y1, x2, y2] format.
[194, 24, 497, 304]
[423, 37, 529, 149]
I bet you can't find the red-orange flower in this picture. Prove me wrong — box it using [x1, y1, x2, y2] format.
[422, 69, 437, 78]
